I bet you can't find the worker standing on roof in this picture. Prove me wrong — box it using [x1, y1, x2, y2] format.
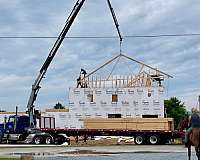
[80, 69, 87, 88]
[185, 107, 200, 146]
[81, 68, 87, 77]
[77, 69, 87, 88]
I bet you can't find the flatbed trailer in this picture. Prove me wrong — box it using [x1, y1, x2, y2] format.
[40, 128, 185, 145]
[0, 115, 185, 145]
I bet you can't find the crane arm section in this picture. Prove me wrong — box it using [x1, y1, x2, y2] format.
[107, 0, 123, 44]
[27, 0, 86, 127]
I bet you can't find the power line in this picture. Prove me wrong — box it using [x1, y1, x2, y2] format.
[0, 33, 200, 39]
[125, 33, 200, 38]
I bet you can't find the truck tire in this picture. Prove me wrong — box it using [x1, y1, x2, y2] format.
[148, 135, 160, 145]
[33, 136, 43, 145]
[55, 134, 70, 145]
[134, 135, 144, 145]
[45, 136, 53, 144]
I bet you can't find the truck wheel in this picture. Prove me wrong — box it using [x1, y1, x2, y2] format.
[134, 135, 144, 145]
[149, 135, 159, 145]
[45, 136, 53, 144]
[34, 136, 43, 145]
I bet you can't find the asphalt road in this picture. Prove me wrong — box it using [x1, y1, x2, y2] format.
[0, 144, 194, 157]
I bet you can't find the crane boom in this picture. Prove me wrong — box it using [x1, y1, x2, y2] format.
[27, 0, 86, 127]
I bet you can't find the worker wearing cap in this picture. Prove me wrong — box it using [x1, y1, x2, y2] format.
[185, 107, 200, 146]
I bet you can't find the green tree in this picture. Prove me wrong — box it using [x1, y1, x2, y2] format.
[164, 97, 187, 129]
[53, 102, 65, 109]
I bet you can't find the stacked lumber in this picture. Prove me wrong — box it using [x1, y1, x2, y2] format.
[82, 118, 174, 131]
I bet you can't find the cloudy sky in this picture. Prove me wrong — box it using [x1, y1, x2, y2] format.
[0, 0, 199, 111]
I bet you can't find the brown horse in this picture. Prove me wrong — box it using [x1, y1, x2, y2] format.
[178, 114, 189, 131]
[188, 128, 200, 160]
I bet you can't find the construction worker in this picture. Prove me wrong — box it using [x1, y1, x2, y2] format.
[80, 68, 87, 78]
[80, 69, 87, 88]
[185, 107, 200, 146]
[76, 76, 81, 88]
[77, 69, 87, 88]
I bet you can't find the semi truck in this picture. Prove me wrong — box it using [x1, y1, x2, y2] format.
[0, 109, 185, 145]
[0, 113, 70, 144]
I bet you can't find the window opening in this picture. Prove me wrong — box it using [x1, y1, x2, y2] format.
[108, 114, 121, 118]
[142, 115, 158, 118]
[112, 94, 118, 102]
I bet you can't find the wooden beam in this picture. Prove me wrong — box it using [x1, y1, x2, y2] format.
[121, 54, 173, 78]
[84, 54, 120, 79]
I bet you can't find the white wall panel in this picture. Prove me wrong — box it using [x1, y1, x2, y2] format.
[67, 86, 165, 128]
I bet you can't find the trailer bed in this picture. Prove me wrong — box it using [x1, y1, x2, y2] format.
[40, 128, 184, 145]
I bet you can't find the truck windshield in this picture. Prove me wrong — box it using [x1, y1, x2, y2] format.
[8, 117, 16, 123]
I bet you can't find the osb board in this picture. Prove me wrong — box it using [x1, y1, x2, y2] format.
[83, 118, 174, 131]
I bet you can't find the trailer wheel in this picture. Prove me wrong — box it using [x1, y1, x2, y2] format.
[45, 136, 53, 144]
[55, 134, 69, 145]
[34, 136, 43, 145]
[149, 135, 159, 145]
[134, 135, 144, 145]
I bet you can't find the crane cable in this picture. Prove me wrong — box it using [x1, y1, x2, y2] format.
[107, 0, 123, 54]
